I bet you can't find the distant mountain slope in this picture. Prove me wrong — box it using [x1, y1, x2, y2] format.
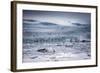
[23, 19, 90, 32]
[23, 19, 91, 44]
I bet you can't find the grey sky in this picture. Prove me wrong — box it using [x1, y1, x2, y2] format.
[23, 10, 91, 26]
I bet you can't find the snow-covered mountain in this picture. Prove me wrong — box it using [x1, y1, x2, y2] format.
[22, 19, 91, 63]
[23, 19, 90, 42]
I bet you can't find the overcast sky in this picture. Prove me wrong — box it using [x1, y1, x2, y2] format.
[23, 10, 91, 26]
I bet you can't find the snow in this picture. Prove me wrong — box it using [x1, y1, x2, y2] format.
[22, 19, 91, 63]
[22, 42, 91, 63]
